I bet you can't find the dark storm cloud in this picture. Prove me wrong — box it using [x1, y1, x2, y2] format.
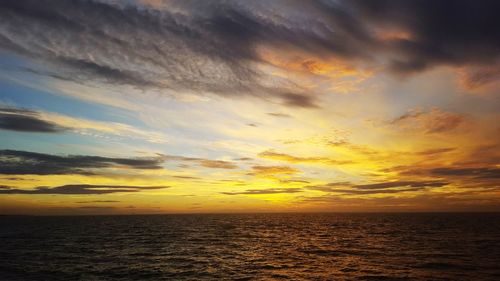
[308, 180, 448, 195]
[0, 150, 164, 175]
[0, 184, 169, 195]
[0, 107, 65, 133]
[221, 188, 302, 195]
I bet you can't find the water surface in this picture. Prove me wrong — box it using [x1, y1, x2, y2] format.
[1, 213, 499, 280]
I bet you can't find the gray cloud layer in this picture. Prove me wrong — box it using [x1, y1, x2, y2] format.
[0, 150, 164, 175]
[2, 0, 499, 106]
[0, 107, 65, 133]
[308, 180, 449, 195]
[0, 150, 239, 175]
[431, 167, 500, 180]
[0, 184, 168, 194]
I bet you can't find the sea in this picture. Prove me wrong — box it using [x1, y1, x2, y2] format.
[0, 213, 499, 280]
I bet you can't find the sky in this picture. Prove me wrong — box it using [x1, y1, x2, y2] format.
[0, 0, 499, 215]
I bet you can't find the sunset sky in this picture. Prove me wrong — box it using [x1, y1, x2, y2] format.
[0, 0, 499, 214]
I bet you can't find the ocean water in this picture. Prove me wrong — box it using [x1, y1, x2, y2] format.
[0, 213, 499, 280]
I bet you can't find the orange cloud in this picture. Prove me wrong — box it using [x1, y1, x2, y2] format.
[391, 108, 466, 133]
[199, 160, 237, 169]
[250, 165, 300, 176]
[374, 29, 412, 42]
[258, 150, 351, 165]
[458, 66, 500, 92]
[257, 47, 373, 93]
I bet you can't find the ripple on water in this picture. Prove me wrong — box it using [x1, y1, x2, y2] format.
[0, 213, 499, 280]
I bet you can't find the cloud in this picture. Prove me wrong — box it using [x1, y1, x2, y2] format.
[172, 175, 200, 180]
[279, 93, 318, 108]
[354, 180, 449, 190]
[0, 150, 164, 175]
[250, 165, 300, 176]
[0, 177, 33, 181]
[459, 66, 500, 90]
[417, 148, 456, 155]
[350, 0, 500, 73]
[0, 105, 168, 143]
[300, 191, 500, 211]
[327, 140, 350, 147]
[77, 206, 116, 209]
[280, 179, 310, 184]
[258, 150, 351, 165]
[0, 184, 169, 194]
[221, 188, 302, 195]
[3, 0, 498, 108]
[76, 200, 120, 203]
[160, 154, 238, 169]
[383, 161, 500, 191]
[267, 112, 291, 118]
[334, 187, 428, 195]
[235, 157, 252, 161]
[0, 149, 239, 176]
[199, 160, 237, 169]
[391, 108, 465, 133]
[0, 0, 321, 107]
[0, 107, 66, 133]
[307, 180, 448, 195]
[431, 167, 500, 179]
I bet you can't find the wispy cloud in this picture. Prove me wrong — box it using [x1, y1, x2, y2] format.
[221, 188, 302, 195]
[267, 112, 291, 118]
[250, 165, 300, 176]
[259, 150, 352, 165]
[75, 200, 121, 204]
[307, 180, 448, 195]
[391, 108, 466, 133]
[3, 0, 499, 108]
[416, 148, 456, 155]
[160, 154, 238, 169]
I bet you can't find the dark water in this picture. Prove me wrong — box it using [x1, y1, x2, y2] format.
[1, 213, 500, 281]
